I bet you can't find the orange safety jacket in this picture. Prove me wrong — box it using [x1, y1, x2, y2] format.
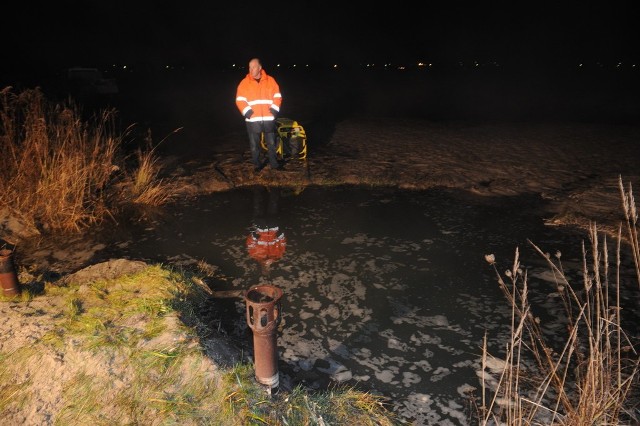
[236, 69, 282, 122]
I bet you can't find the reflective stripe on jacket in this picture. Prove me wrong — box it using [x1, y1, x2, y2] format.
[235, 69, 282, 122]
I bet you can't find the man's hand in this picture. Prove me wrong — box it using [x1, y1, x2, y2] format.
[269, 107, 278, 118]
[244, 110, 254, 119]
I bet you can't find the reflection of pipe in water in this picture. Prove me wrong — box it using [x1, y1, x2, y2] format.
[246, 226, 286, 276]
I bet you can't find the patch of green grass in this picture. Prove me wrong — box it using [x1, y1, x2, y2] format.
[57, 371, 102, 425]
[0, 286, 36, 303]
[0, 349, 35, 412]
[0, 263, 397, 425]
[270, 384, 396, 426]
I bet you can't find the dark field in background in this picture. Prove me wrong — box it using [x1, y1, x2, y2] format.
[3, 64, 638, 158]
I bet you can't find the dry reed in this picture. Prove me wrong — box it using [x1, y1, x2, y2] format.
[120, 129, 175, 206]
[0, 86, 172, 234]
[479, 176, 640, 425]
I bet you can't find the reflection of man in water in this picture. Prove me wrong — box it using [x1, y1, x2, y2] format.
[252, 185, 279, 228]
[246, 186, 286, 276]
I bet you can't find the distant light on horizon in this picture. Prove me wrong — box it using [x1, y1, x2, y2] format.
[243, 60, 632, 72]
[95, 60, 640, 74]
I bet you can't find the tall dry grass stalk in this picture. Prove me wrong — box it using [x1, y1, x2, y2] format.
[0, 86, 120, 232]
[620, 178, 640, 287]
[121, 129, 175, 206]
[479, 176, 640, 425]
[0, 86, 173, 234]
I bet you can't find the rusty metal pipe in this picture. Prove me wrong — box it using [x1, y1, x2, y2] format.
[0, 249, 20, 297]
[244, 284, 283, 390]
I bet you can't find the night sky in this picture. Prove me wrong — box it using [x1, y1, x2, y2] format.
[4, 1, 639, 73]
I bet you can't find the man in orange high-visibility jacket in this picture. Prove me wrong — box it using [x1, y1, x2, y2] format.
[236, 58, 283, 172]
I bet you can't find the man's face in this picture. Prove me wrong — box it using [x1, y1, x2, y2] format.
[249, 61, 261, 79]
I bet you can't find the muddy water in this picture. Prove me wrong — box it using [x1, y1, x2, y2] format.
[71, 184, 640, 425]
[7, 66, 640, 424]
